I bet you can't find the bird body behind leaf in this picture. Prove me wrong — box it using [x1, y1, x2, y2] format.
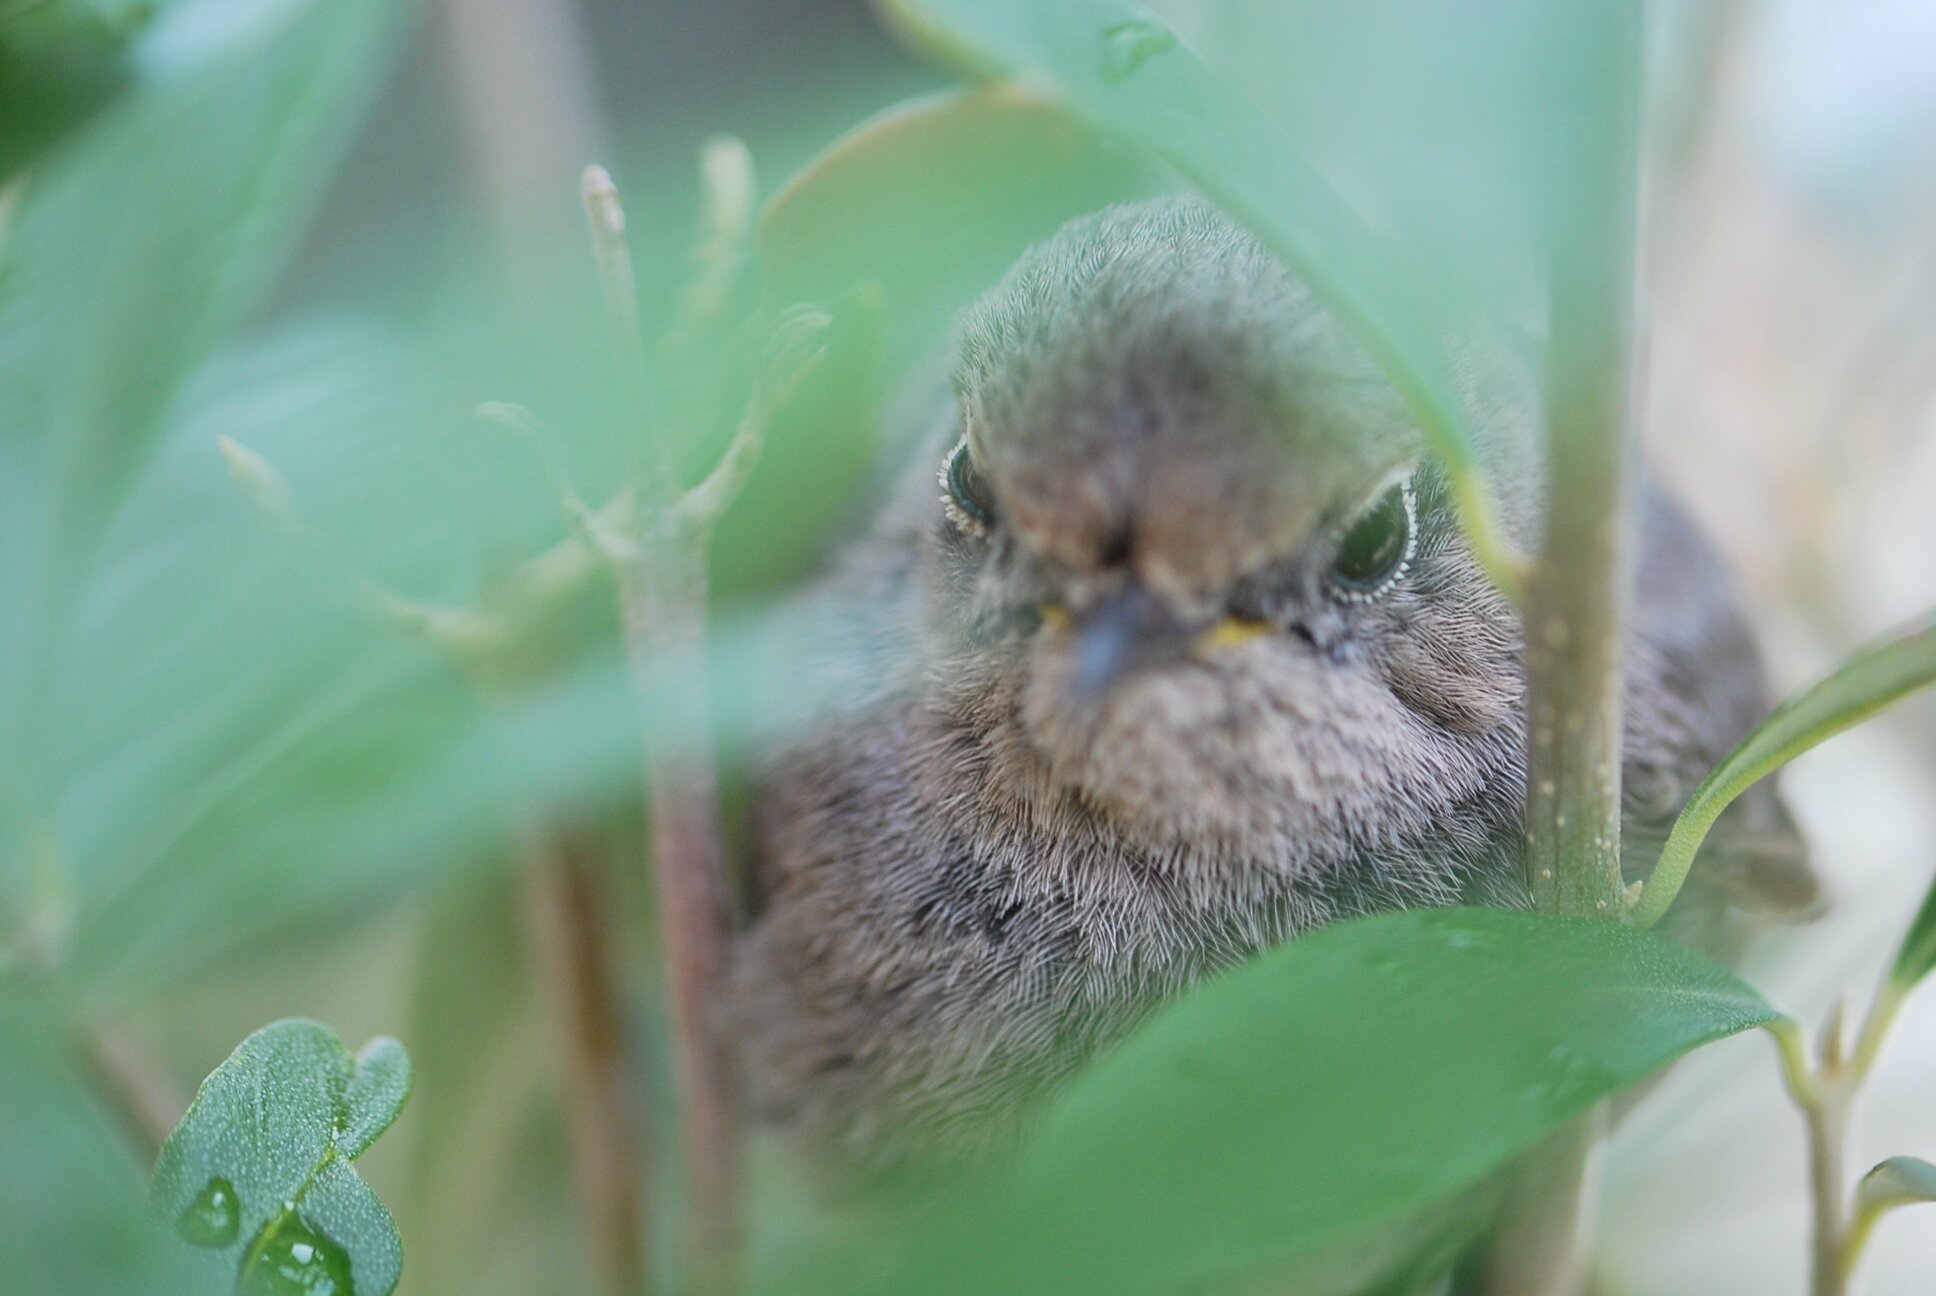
[729, 195, 1815, 1178]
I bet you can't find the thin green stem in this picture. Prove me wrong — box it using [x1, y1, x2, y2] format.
[1766, 969, 1912, 1296]
[1768, 1019, 1849, 1296]
[1521, 0, 1642, 921]
[1841, 1200, 1889, 1287]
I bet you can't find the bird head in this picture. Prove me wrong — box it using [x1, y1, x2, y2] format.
[922, 196, 1529, 864]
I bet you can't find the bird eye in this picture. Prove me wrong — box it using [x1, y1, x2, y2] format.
[1329, 477, 1417, 600]
[940, 436, 997, 534]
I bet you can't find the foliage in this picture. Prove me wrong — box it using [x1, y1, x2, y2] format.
[1633, 613, 1936, 927]
[150, 1020, 412, 1295]
[0, 1, 1931, 1295]
[871, 0, 1533, 587]
[774, 909, 1779, 1296]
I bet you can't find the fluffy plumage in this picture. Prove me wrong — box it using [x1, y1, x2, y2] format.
[728, 195, 1813, 1177]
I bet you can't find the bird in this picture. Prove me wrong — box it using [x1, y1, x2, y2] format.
[727, 193, 1816, 1181]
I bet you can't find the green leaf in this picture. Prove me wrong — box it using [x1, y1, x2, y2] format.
[1858, 1156, 1936, 1216]
[760, 84, 1155, 374]
[873, 0, 1524, 591]
[0, 0, 149, 183]
[0, 0, 409, 532]
[0, 987, 202, 1296]
[150, 1019, 412, 1296]
[1890, 865, 1936, 990]
[0, 0, 413, 862]
[788, 907, 1779, 1296]
[339, 1037, 411, 1161]
[1634, 612, 1936, 928]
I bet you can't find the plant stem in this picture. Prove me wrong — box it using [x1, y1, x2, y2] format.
[1522, 0, 1643, 919]
[1771, 1019, 1852, 1296]
[582, 168, 743, 1294]
[620, 553, 742, 1293]
[78, 1020, 183, 1163]
[1769, 977, 1910, 1296]
[1473, 1108, 1607, 1296]
[1486, 8, 1643, 1294]
[523, 829, 650, 1296]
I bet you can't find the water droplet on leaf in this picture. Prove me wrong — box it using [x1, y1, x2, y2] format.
[237, 1214, 355, 1295]
[176, 1176, 241, 1248]
[1100, 16, 1176, 81]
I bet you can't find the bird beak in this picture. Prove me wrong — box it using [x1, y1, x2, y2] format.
[1068, 582, 1185, 700]
[1050, 586, 1275, 701]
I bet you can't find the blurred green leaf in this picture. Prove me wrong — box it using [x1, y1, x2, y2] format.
[150, 1018, 410, 1296]
[759, 84, 1155, 375]
[397, 872, 568, 1296]
[1143, 0, 1613, 309]
[0, 988, 200, 1296]
[0, 0, 414, 869]
[872, 0, 1526, 588]
[0, 0, 150, 181]
[1892, 873, 1936, 991]
[1635, 612, 1936, 928]
[0, 0, 410, 561]
[799, 907, 1777, 1296]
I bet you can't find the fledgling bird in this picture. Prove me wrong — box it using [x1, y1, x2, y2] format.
[729, 195, 1815, 1178]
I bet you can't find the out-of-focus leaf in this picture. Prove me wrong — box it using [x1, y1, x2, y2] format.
[871, 0, 1524, 587]
[1143, 0, 1611, 313]
[760, 84, 1155, 373]
[0, 987, 201, 1296]
[397, 872, 569, 1296]
[0, 0, 151, 181]
[1858, 1156, 1936, 1216]
[0, 0, 413, 873]
[150, 1019, 411, 1296]
[791, 908, 1778, 1296]
[0, 0, 408, 531]
[1892, 873, 1936, 989]
[1634, 612, 1936, 928]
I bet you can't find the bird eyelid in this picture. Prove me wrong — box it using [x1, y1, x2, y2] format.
[939, 433, 997, 537]
[1326, 462, 1420, 603]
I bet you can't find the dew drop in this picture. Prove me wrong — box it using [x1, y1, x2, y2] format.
[237, 1214, 355, 1296]
[176, 1176, 241, 1248]
[1100, 16, 1176, 81]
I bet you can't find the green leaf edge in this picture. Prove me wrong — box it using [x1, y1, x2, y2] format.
[1857, 1155, 1936, 1213]
[1634, 612, 1936, 928]
[152, 1018, 411, 1295]
[816, 909, 1784, 1296]
[869, 0, 1528, 595]
[340, 1035, 413, 1159]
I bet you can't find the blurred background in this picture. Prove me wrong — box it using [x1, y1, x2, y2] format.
[3, 1, 1934, 1293]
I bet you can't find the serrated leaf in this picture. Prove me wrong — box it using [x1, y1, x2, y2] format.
[150, 1019, 412, 1296]
[1858, 1156, 1936, 1216]
[1634, 612, 1936, 927]
[780, 907, 1779, 1296]
[871, 0, 1522, 585]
